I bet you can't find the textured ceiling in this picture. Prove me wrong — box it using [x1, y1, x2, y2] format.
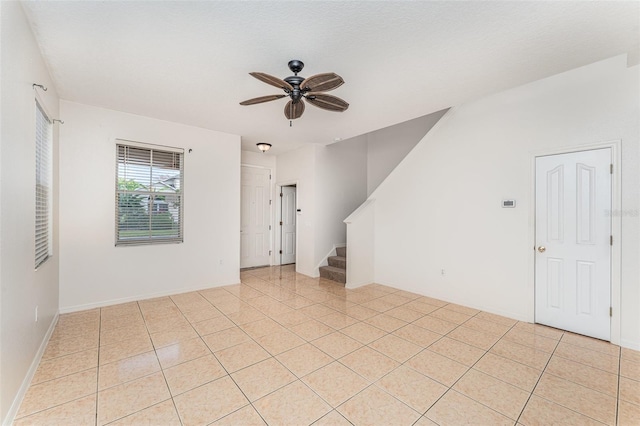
[22, 1, 639, 155]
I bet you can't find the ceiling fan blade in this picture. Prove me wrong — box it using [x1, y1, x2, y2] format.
[239, 94, 287, 106]
[249, 72, 294, 91]
[300, 73, 344, 92]
[305, 93, 349, 112]
[284, 100, 305, 120]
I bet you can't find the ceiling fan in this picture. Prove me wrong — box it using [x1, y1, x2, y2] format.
[240, 60, 349, 123]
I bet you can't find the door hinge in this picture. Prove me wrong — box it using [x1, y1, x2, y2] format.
[610, 164, 613, 174]
[269, 200, 272, 205]
[280, 193, 283, 197]
[269, 225, 271, 230]
[269, 174, 272, 179]
[279, 221, 283, 226]
[269, 250, 272, 255]
[610, 235, 613, 246]
[610, 307, 613, 317]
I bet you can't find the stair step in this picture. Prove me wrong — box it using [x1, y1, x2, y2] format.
[319, 265, 346, 284]
[336, 246, 347, 257]
[328, 255, 346, 269]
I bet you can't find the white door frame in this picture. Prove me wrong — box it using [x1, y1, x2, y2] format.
[275, 180, 298, 267]
[529, 140, 621, 344]
[240, 164, 274, 267]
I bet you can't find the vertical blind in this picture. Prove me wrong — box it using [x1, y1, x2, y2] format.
[116, 143, 184, 245]
[35, 101, 52, 269]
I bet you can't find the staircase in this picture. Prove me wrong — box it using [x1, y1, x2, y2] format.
[319, 246, 347, 284]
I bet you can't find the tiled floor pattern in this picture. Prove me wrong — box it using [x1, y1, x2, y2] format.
[14, 265, 640, 425]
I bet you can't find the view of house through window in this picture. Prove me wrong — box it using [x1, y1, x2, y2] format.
[35, 101, 53, 268]
[116, 142, 184, 245]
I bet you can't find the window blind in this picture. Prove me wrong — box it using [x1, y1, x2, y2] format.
[116, 143, 184, 245]
[35, 101, 52, 268]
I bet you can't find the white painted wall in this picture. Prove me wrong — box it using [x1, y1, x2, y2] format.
[345, 200, 375, 288]
[315, 138, 368, 266]
[241, 150, 276, 170]
[371, 56, 640, 348]
[59, 101, 241, 311]
[367, 110, 448, 196]
[0, 2, 60, 422]
[275, 145, 317, 276]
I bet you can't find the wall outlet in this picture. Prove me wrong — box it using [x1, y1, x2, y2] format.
[441, 269, 446, 276]
[35, 306, 38, 322]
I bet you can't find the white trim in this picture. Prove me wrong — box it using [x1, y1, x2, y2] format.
[529, 140, 621, 345]
[275, 181, 298, 269]
[621, 339, 640, 351]
[59, 279, 240, 314]
[115, 138, 184, 154]
[3, 312, 59, 426]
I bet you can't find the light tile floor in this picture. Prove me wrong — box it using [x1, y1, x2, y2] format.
[14, 265, 640, 425]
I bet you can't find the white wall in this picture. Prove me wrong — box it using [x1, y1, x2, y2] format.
[371, 56, 640, 348]
[275, 145, 317, 276]
[241, 150, 276, 170]
[367, 110, 448, 196]
[59, 101, 241, 311]
[0, 2, 60, 422]
[315, 139, 368, 264]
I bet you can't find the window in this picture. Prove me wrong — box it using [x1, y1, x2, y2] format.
[116, 142, 184, 245]
[35, 101, 53, 269]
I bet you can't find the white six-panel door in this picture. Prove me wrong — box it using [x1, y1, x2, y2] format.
[240, 166, 271, 268]
[280, 186, 296, 265]
[535, 148, 611, 340]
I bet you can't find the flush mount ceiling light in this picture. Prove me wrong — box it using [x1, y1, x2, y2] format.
[240, 60, 349, 124]
[256, 142, 272, 153]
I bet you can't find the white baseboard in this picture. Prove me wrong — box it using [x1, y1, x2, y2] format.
[3, 312, 59, 426]
[345, 280, 373, 289]
[59, 279, 240, 314]
[621, 339, 640, 351]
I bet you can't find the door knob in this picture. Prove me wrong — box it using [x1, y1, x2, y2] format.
[537, 246, 546, 253]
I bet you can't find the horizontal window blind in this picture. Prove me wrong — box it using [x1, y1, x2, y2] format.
[116, 143, 184, 245]
[35, 101, 52, 269]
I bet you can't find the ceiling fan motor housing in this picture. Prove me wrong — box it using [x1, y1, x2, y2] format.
[284, 75, 305, 103]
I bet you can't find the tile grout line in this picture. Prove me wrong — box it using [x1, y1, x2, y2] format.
[95, 307, 102, 426]
[615, 347, 622, 426]
[138, 300, 182, 426]
[513, 329, 563, 425]
[417, 312, 522, 423]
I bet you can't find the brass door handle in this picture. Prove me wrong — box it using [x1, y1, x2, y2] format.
[537, 246, 546, 253]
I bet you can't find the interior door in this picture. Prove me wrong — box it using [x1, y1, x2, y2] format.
[280, 186, 296, 265]
[535, 148, 611, 340]
[240, 166, 271, 268]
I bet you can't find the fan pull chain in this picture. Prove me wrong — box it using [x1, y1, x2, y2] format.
[290, 120, 292, 127]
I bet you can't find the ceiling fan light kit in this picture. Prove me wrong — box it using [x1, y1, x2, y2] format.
[240, 60, 349, 125]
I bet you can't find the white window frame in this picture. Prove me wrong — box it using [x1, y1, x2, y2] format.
[35, 99, 53, 269]
[115, 140, 184, 246]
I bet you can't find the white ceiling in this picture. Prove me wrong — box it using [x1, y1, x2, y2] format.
[22, 1, 639, 155]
